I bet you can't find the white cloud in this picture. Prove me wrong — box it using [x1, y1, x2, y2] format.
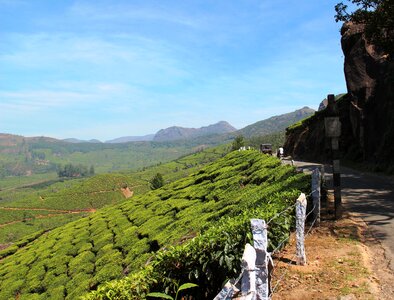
[0, 90, 97, 113]
[0, 32, 191, 87]
[69, 1, 202, 29]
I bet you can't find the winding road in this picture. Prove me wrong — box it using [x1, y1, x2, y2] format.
[291, 160, 394, 273]
[340, 166, 394, 272]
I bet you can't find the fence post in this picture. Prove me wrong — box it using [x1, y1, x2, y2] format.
[213, 280, 237, 300]
[251, 219, 270, 300]
[241, 243, 256, 297]
[311, 168, 321, 226]
[296, 193, 307, 265]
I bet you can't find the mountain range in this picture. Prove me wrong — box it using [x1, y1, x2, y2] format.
[105, 134, 155, 143]
[60, 107, 315, 144]
[153, 121, 236, 142]
[0, 106, 316, 178]
[62, 138, 103, 144]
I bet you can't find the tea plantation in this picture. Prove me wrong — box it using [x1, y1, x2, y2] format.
[0, 146, 226, 244]
[0, 150, 309, 299]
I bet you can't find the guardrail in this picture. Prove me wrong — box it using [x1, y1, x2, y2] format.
[214, 169, 322, 300]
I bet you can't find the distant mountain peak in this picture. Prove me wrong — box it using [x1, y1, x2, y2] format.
[153, 121, 236, 142]
[62, 138, 102, 144]
[105, 134, 155, 143]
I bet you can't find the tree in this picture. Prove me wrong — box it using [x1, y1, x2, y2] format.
[89, 165, 95, 176]
[231, 135, 245, 151]
[150, 173, 164, 190]
[57, 163, 90, 178]
[335, 0, 394, 55]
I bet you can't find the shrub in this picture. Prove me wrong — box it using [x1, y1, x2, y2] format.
[1, 150, 310, 299]
[0, 278, 25, 299]
[47, 286, 65, 300]
[94, 263, 123, 284]
[0, 245, 18, 259]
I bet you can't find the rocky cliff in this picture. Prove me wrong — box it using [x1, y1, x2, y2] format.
[284, 22, 394, 172]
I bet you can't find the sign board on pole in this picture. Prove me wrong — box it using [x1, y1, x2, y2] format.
[324, 117, 341, 137]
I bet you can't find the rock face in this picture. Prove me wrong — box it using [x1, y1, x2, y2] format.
[284, 94, 356, 162]
[341, 23, 394, 165]
[153, 121, 236, 142]
[284, 22, 394, 171]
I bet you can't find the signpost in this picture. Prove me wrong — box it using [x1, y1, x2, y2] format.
[324, 94, 342, 219]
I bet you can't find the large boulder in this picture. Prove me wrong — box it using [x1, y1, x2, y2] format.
[284, 22, 394, 172]
[341, 22, 394, 164]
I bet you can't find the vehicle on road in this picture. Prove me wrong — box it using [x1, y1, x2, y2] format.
[260, 143, 273, 155]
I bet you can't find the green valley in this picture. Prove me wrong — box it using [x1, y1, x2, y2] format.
[0, 107, 313, 182]
[0, 134, 211, 178]
[0, 109, 314, 299]
[0, 145, 228, 245]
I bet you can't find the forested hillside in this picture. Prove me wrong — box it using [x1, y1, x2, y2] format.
[0, 107, 314, 181]
[238, 107, 315, 138]
[0, 134, 218, 177]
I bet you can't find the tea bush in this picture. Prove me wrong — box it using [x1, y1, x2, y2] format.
[0, 150, 309, 299]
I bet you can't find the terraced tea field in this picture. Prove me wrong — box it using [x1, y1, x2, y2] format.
[0, 146, 227, 245]
[0, 150, 310, 299]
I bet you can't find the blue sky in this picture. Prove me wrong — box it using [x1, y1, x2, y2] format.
[0, 0, 347, 141]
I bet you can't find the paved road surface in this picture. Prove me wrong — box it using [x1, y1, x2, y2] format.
[290, 160, 394, 272]
[340, 166, 394, 272]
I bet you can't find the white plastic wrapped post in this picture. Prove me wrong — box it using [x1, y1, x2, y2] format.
[296, 193, 307, 265]
[241, 243, 256, 297]
[213, 280, 237, 300]
[214, 244, 257, 300]
[251, 219, 270, 300]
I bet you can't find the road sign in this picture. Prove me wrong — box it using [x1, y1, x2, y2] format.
[325, 117, 341, 138]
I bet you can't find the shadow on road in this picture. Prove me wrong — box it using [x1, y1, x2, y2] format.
[341, 172, 394, 244]
[292, 160, 394, 272]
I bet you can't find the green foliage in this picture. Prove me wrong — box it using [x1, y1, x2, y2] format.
[150, 173, 164, 190]
[57, 163, 91, 178]
[0, 213, 85, 246]
[148, 293, 174, 300]
[237, 107, 315, 138]
[335, 0, 394, 55]
[231, 135, 245, 151]
[246, 131, 286, 151]
[89, 165, 95, 176]
[84, 267, 155, 300]
[148, 282, 198, 300]
[0, 144, 227, 244]
[0, 245, 19, 259]
[0, 172, 57, 190]
[0, 133, 229, 178]
[0, 150, 310, 299]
